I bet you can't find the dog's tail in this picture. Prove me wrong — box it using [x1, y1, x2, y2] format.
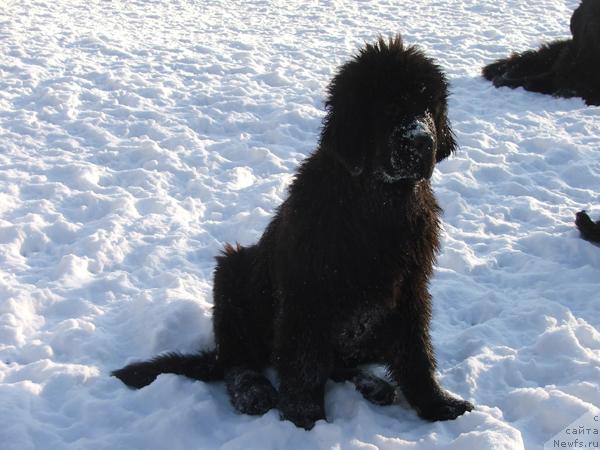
[111, 350, 224, 389]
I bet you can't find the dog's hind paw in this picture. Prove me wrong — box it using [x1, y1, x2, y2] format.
[352, 372, 397, 406]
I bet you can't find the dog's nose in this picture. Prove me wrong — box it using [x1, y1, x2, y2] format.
[413, 132, 436, 178]
[410, 132, 435, 156]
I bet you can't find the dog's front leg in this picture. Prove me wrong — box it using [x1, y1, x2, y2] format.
[390, 333, 473, 421]
[272, 287, 334, 430]
[385, 283, 473, 421]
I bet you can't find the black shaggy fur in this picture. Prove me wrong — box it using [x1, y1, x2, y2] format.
[113, 35, 473, 429]
[576, 210, 600, 243]
[482, 0, 600, 105]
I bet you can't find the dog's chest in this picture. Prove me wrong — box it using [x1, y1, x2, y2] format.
[332, 277, 402, 361]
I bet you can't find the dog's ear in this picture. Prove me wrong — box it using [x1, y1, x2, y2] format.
[320, 70, 368, 176]
[436, 111, 457, 162]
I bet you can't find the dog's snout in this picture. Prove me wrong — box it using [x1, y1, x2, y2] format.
[388, 127, 436, 181]
[384, 114, 437, 181]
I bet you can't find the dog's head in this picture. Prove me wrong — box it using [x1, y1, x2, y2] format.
[320, 35, 456, 182]
[571, 0, 600, 57]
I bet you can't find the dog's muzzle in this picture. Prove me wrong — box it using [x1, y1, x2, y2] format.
[382, 115, 436, 182]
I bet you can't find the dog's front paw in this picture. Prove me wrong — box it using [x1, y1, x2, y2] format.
[493, 73, 521, 88]
[483, 61, 508, 81]
[415, 393, 474, 421]
[278, 395, 325, 430]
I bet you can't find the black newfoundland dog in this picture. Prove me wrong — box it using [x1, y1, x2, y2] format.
[113, 35, 473, 429]
[576, 211, 600, 243]
[482, 0, 600, 105]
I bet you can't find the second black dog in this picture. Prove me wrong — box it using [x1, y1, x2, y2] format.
[482, 0, 600, 105]
[113, 35, 474, 429]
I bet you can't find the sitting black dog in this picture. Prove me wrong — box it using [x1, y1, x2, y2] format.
[576, 210, 600, 243]
[482, 0, 600, 105]
[113, 35, 474, 429]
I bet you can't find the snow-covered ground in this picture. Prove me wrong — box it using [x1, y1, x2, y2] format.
[1, 0, 599, 449]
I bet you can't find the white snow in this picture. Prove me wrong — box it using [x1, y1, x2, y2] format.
[1, 0, 599, 449]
